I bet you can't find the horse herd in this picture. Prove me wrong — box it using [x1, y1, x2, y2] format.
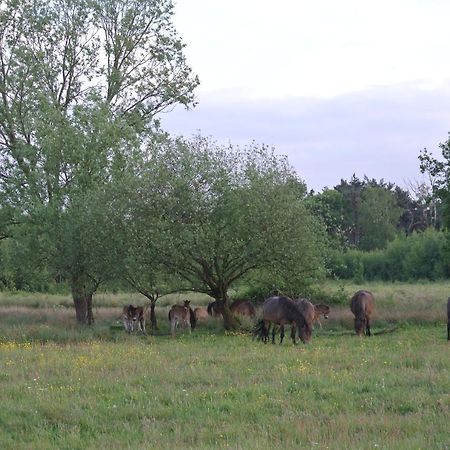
[122, 290, 450, 342]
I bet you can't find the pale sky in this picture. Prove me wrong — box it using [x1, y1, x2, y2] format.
[162, 0, 450, 191]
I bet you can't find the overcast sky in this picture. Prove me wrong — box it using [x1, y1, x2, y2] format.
[161, 0, 450, 191]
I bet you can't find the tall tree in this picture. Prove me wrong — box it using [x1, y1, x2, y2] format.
[0, 0, 199, 322]
[129, 137, 327, 329]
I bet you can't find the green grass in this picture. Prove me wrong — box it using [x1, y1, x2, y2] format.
[0, 282, 449, 449]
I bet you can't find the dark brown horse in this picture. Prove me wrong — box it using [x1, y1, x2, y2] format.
[279, 298, 315, 344]
[447, 297, 450, 341]
[350, 290, 375, 336]
[207, 300, 224, 317]
[230, 299, 256, 317]
[254, 296, 312, 344]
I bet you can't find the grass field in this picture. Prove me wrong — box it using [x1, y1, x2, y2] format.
[0, 282, 449, 449]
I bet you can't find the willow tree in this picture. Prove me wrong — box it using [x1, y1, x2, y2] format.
[0, 0, 198, 323]
[131, 137, 327, 329]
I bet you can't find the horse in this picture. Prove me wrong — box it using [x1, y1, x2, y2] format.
[168, 300, 193, 337]
[230, 299, 256, 317]
[313, 303, 330, 328]
[447, 297, 450, 341]
[278, 298, 315, 344]
[194, 307, 209, 321]
[254, 296, 312, 345]
[122, 304, 147, 334]
[350, 290, 375, 336]
[207, 300, 224, 317]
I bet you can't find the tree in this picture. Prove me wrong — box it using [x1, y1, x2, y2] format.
[358, 186, 402, 250]
[129, 137, 327, 329]
[0, 0, 199, 323]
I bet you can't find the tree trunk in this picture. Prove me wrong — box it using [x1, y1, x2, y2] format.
[71, 273, 96, 325]
[219, 291, 239, 330]
[150, 300, 157, 334]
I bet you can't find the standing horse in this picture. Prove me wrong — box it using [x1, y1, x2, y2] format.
[350, 290, 375, 336]
[254, 296, 312, 345]
[230, 299, 256, 318]
[447, 297, 450, 341]
[122, 304, 148, 334]
[313, 303, 330, 328]
[168, 300, 193, 337]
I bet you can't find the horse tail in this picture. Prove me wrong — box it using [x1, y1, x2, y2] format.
[253, 319, 266, 341]
[207, 302, 214, 316]
[168, 309, 172, 321]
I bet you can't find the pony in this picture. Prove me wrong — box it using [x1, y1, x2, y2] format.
[350, 290, 375, 336]
[278, 298, 315, 344]
[207, 300, 224, 317]
[168, 300, 193, 337]
[122, 304, 147, 334]
[313, 303, 330, 328]
[230, 299, 256, 317]
[254, 296, 312, 345]
[447, 297, 450, 341]
[194, 307, 209, 321]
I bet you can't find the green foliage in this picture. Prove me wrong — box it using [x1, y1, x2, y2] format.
[120, 137, 327, 311]
[329, 229, 450, 281]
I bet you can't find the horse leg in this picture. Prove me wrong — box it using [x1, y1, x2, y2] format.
[280, 325, 286, 344]
[263, 321, 270, 343]
[448, 322, 450, 340]
[290, 323, 296, 345]
[366, 317, 371, 337]
[140, 317, 147, 335]
[170, 319, 177, 337]
[272, 325, 277, 344]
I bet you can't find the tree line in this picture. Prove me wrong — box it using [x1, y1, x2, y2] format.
[1, 0, 450, 328]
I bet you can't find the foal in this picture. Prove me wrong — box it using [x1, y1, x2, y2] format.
[169, 300, 193, 337]
[122, 304, 147, 334]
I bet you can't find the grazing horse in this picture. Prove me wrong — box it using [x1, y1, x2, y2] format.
[350, 290, 375, 336]
[168, 300, 193, 337]
[447, 297, 450, 341]
[122, 304, 147, 334]
[313, 303, 330, 328]
[230, 299, 256, 317]
[279, 298, 316, 344]
[194, 307, 209, 321]
[254, 296, 312, 345]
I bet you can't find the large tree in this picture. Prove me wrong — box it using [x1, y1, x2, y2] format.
[0, 0, 199, 322]
[127, 137, 327, 329]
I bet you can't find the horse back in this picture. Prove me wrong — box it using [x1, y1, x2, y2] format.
[351, 290, 374, 318]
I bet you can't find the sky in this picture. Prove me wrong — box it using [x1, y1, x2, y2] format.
[161, 0, 450, 191]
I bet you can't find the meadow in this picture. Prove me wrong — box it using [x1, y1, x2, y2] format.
[0, 282, 449, 449]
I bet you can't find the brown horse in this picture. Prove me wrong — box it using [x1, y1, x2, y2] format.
[122, 304, 147, 334]
[194, 307, 209, 321]
[168, 300, 194, 337]
[279, 298, 315, 343]
[230, 299, 256, 317]
[350, 290, 375, 336]
[313, 303, 330, 328]
[254, 296, 312, 344]
[447, 297, 450, 341]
